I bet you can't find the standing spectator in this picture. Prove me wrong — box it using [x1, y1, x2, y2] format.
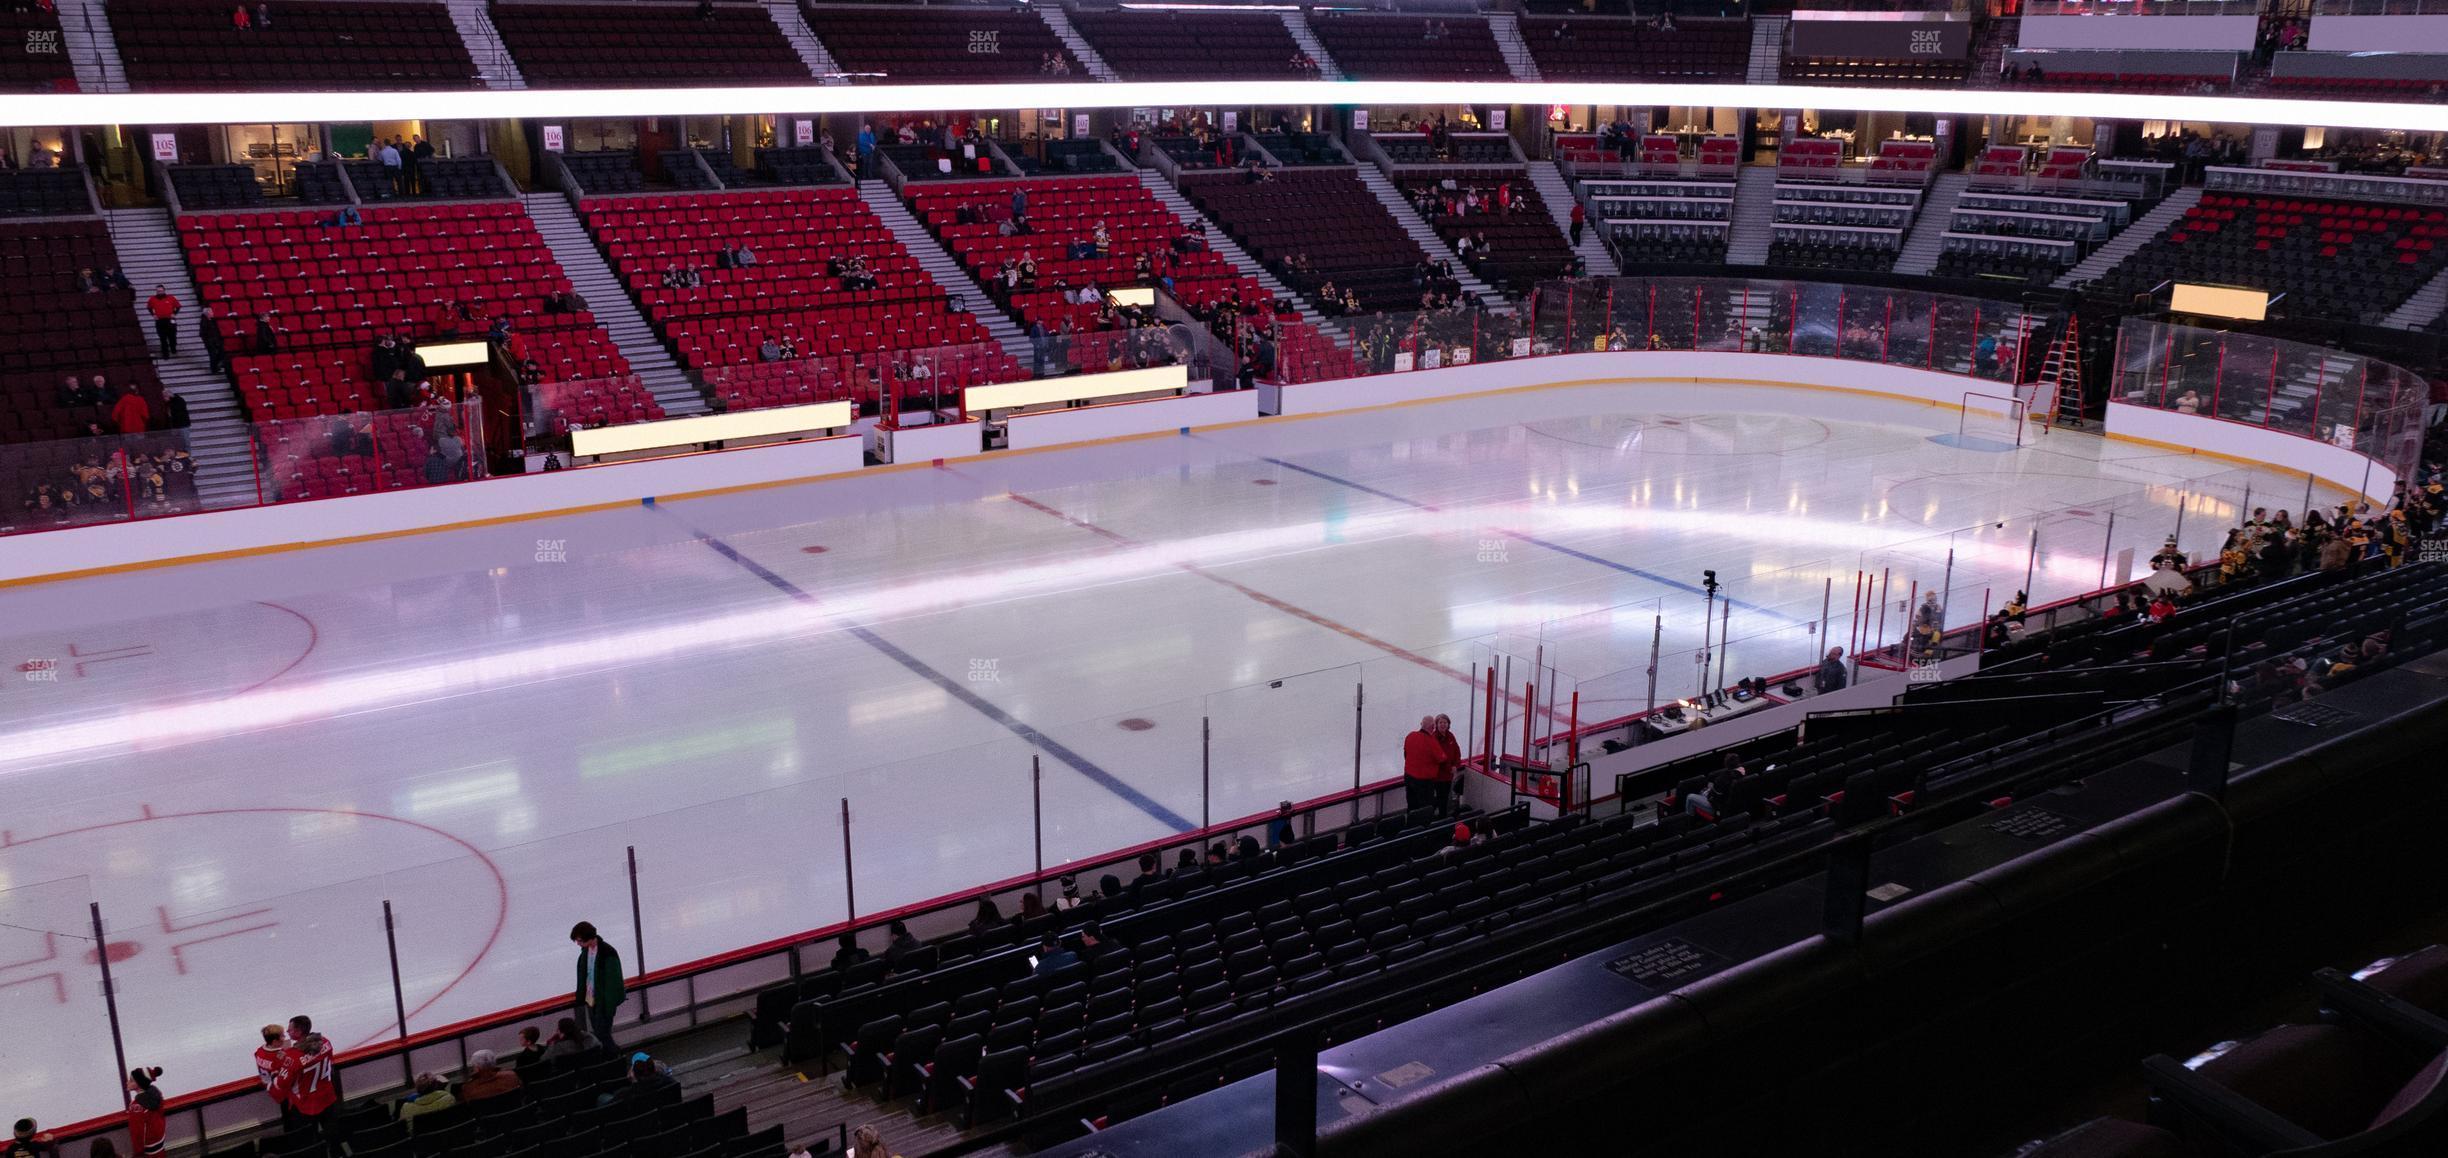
[1569, 201, 1586, 246]
[252, 1025, 293, 1127]
[146, 286, 181, 357]
[378, 139, 403, 196]
[397, 1074, 455, 1124]
[570, 921, 626, 1050]
[1815, 647, 1847, 694]
[1402, 715, 1449, 814]
[1266, 800, 1297, 849]
[458, 1051, 521, 1104]
[410, 135, 434, 194]
[110, 385, 151, 435]
[198, 304, 227, 374]
[125, 1069, 166, 1158]
[1433, 713, 1462, 813]
[6, 1121, 59, 1158]
[1010, 186, 1027, 222]
[285, 1019, 337, 1136]
[230, 3, 250, 30]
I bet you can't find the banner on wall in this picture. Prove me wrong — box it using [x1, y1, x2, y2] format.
[149, 133, 178, 162]
[541, 124, 564, 153]
[1786, 12, 1970, 59]
[793, 119, 813, 146]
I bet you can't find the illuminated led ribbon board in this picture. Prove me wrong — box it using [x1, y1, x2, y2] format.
[966, 364, 1188, 413]
[569, 400, 852, 458]
[3, 81, 2443, 133]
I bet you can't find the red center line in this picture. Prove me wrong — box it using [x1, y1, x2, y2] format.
[1001, 491, 1475, 687]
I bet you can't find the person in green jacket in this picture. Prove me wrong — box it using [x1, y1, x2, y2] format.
[570, 921, 626, 1050]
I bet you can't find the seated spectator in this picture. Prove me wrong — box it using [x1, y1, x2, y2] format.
[7, 1119, 61, 1158]
[1052, 875, 1084, 911]
[397, 1073, 455, 1124]
[511, 1027, 547, 1069]
[758, 337, 783, 363]
[881, 919, 920, 967]
[597, 1053, 677, 1108]
[540, 1016, 599, 1063]
[75, 267, 101, 293]
[1032, 933, 1078, 978]
[828, 932, 871, 972]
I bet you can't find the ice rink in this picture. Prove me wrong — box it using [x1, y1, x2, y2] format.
[0, 381, 2332, 1123]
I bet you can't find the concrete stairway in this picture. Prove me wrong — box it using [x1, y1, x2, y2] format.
[1280, 11, 1344, 81]
[1486, 11, 1542, 82]
[1353, 165, 1507, 310]
[2383, 262, 2448, 330]
[522, 193, 704, 415]
[2052, 185, 2201, 289]
[1036, 4, 1119, 82]
[1890, 170, 1971, 277]
[101, 208, 256, 508]
[856, 180, 1037, 368]
[444, 0, 525, 89]
[1746, 15, 1784, 85]
[1527, 159, 1615, 275]
[761, 0, 850, 85]
[54, 0, 128, 93]
[1725, 165, 1779, 266]
[1132, 168, 1344, 343]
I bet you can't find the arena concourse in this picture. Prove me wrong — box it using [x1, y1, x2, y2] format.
[5, 2, 2448, 1155]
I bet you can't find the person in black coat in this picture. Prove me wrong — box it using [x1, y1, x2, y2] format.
[570, 921, 626, 1050]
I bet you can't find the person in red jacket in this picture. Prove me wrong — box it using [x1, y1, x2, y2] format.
[109, 386, 150, 435]
[283, 1018, 338, 1133]
[125, 1068, 166, 1158]
[1433, 713, 1463, 815]
[146, 287, 181, 358]
[1402, 715, 1450, 814]
[252, 1024, 293, 1128]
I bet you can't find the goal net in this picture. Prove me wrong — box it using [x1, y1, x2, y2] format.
[1955, 392, 2028, 451]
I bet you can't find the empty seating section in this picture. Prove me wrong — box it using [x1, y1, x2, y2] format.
[2090, 194, 2448, 324]
[1070, 10, 1309, 80]
[0, 6, 74, 92]
[1785, 47, 1970, 86]
[1151, 135, 1233, 171]
[882, 142, 1007, 180]
[422, 157, 509, 199]
[1398, 175, 1576, 295]
[180, 203, 628, 419]
[0, 221, 165, 444]
[169, 164, 265, 209]
[1374, 133, 1514, 166]
[1971, 144, 2028, 186]
[1778, 138, 1842, 179]
[661, 150, 717, 191]
[108, 0, 477, 90]
[579, 189, 1017, 411]
[905, 176, 1270, 345]
[1585, 179, 1734, 266]
[754, 147, 842, 186]
[809, 6, 1077, 81]
[1035, 140, 1117, 175]
[1520, 17, 1747, 80]
[490, 2, 808, 87]
[295, 162, 352, 205]
[1253, 133, 1342, 167]
[1182, 170, 1437, 313]
[1770, 226, 1900, 273]
[560, 153, 644, 195]
[1307, 13, 1507, 80]
[0, 169, 89, 217]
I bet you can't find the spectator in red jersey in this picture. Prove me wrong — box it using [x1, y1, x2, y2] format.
[253, 1025, 294, 1128]
[284, 1018, 338, 1135]
[125, 1069, 166, 1158]
[146, 287, 180, 357]
[1433, 714, 1463, 813]
[109, 386, 151, 435]
[229, 3, 249, 30]
[1402, 715, 1449, 814]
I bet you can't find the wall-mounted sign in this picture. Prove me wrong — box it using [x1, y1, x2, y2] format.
[149, 133, 178, 162]
[541, 124, 564, 153]
[793, 119, 813, 146]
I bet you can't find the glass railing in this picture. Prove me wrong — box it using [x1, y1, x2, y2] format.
[0, 430, 206, 534]
[2110, 316, 2428, 490]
